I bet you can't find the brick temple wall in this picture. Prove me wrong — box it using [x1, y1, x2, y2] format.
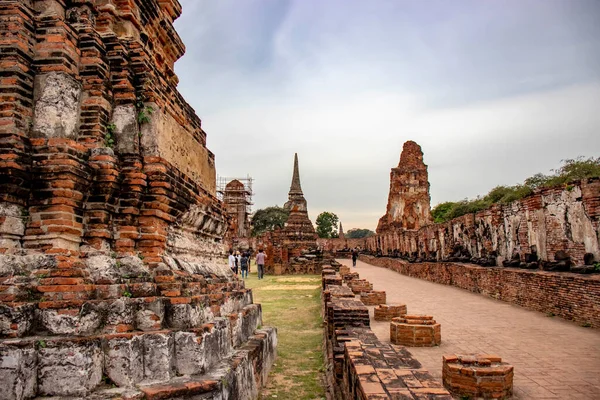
[367, 179, 600, 266]
[0, 1, 277, 398]
[361, 255, 600, 327]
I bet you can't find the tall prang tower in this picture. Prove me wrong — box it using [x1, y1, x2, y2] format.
[282, 153, 317, 252]
[377, 141, 432, 233]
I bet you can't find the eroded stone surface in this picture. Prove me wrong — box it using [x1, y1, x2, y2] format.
[0, 1, 276, 398]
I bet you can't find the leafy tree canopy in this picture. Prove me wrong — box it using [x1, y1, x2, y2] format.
[251, 206, 289, 237]
[346, 228, 375, 239]
[316, 211, 339, 238]
[431, 156, 600, 224]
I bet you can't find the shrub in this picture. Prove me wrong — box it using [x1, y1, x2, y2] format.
[430, 157, 599, 223]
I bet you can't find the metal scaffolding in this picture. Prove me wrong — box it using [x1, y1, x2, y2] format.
[216, 175, 254, 215]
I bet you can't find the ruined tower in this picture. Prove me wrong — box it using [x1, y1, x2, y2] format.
[338, 222, 345, 240]
[282, 153, 317, 252]
[220, 178, 253, 247]
[0, 1, 275, 398]
[377, 141, 432, 233]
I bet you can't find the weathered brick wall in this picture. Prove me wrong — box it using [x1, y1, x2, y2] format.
[361, 255, 600, 327]
[377, 141, 433, 233]
[368, 179, 600, 267]
[0, 1, 277, 398]
[316, 237, 367, 253]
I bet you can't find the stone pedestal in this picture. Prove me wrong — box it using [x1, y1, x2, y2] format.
[347, 279, 373, 294]
[442, 354, 513, 399]
[390, 315, 441, 347]
[360, 290, 386, 306]
[374, 304, 407, 321]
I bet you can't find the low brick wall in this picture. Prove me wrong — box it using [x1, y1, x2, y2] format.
[361, 255, 600, 327]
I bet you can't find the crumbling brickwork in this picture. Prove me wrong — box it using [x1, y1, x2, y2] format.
[377, 141, 432, 233]
[321, 270, 451, 399]
[374, 303, 407, 321]
[222, 179, 251, 246]
[282, 153, 317, 255]
[0, 1, 276, 398]
[370, 142, 599, 269]
[360, 290, 386, 306]
[390, 315, 441, 347]
[443, 354, 513, 399]
[370, 179, 600, 269]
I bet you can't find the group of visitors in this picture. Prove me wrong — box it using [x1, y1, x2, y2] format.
[228, 249, 267, 279]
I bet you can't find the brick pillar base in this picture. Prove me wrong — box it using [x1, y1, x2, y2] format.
[443, 354, 513, 399]
[390, 315, 441, 347]
[360, 290, 386, 305]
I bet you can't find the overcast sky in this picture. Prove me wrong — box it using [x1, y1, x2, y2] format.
[174, 0, 600, 231]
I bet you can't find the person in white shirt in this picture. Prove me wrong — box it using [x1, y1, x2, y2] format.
[228, 249, 237, 275]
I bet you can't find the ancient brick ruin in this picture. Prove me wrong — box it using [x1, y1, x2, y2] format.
[321, 267, 452, 399]
[443, 354, 514, 399]
[369, 142, 599, 270]
[220, 179, 252, 249]
[281, 153, 318, 253]
[252, 153, 325, 275]
[374, 303, 407, 321]
[356, 140, 600, 326]
[0, 1, 276, 398]
[377, 140, 432, 233]
[390, 315, 441, 347]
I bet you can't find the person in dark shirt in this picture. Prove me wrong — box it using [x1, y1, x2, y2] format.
[352, 249, 359, 267]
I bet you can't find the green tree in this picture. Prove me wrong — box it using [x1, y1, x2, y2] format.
[346, 228, 375, 239]
[315, 212, 339, 238]
[431, 202, 456, 224]
[251, 206, 289, 237]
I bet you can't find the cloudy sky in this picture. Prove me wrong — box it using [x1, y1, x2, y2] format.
[174, 0, 600, 231]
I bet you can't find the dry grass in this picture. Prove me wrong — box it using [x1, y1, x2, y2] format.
[244, 272, 325, 400]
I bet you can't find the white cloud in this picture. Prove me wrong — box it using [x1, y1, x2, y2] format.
[174, 0, 600, 231]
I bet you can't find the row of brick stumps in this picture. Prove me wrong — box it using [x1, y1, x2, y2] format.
[342, 260, 515, 399]
[443, 354, 514, 399]
[321, 266, 452, 399]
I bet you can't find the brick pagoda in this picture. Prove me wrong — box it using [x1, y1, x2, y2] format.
[282, 153, 317, 254]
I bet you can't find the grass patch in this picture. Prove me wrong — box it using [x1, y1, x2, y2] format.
[245, 272, 325, 400]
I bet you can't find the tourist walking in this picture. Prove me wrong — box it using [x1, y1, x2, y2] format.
[240, 252, 249, 278]
[228, 250, 237, 275]
[256, 249, 267, 279]
[352, 248, 358, 267]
